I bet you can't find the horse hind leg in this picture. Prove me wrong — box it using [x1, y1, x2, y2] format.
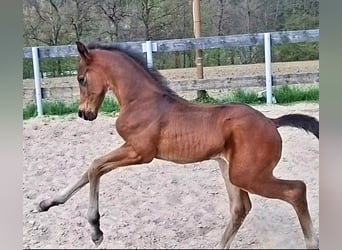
[267, 178, 318, 249]
[216, 159, 252, 249]
[233, 170, 318, 249]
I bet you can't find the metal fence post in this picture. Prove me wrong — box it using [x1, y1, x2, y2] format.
[32, 47, 43, 116]
[264, 33, 273, 104]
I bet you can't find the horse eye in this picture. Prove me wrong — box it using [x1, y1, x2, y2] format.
[78, 76, 85, 85]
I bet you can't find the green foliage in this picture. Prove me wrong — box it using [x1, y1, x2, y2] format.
[193, 95, 219, 104]
[23, 57, 78, 79]
[201, 88, 261, 104]
[23, 103, 38, 120]
[41, 58, 77, 78]
[100, 97, 120, 113]
[273, 85, 319, 103]
[23, 97, 120, 120]
[23, 0, 320, 75]
[23, 101, 79, 119]
[223, 88, 261, 104]
[23, 59, 34, 79]
[272, 42, 319, 62]
[270, 6, 319, 62]
[284, 13, 319, 30]
[192, 85, 319, 106]
[23, 85, 319, 120]
[43, 100, 78, 115]
[154, 51, 196, 69]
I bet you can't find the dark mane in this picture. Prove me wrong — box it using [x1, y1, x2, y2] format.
[86, 42, 178, 97]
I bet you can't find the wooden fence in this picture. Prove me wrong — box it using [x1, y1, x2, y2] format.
[23, 29, 319, 115]
[22, 71, 318, 106]
[23, 29, 318, 58]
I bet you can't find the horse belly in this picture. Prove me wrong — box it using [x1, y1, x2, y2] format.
[156, 129, 224, 164]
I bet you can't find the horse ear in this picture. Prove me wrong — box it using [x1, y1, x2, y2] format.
[76, 41, 91, 61]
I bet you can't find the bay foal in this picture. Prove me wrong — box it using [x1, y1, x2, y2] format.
[38, 41, 319, 249]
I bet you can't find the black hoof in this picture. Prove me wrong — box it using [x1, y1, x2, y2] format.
[91, 230, 104, 247]
[37, 200, 51, 212]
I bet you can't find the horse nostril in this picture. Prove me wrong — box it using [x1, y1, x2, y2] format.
[78, 110, 83, 118]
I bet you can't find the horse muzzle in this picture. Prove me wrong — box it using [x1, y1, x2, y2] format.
[78, 110, 97, 121]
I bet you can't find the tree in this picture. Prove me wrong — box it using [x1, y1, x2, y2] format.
[135, 0, 185, 40]
[22, 0, 319, 77]
[95, 0, 131, 41]
[23, 0, 73, 77]
[66, 0, 96, 42]
[23, 0, 70, 46]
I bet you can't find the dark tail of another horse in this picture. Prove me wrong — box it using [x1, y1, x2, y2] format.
[271, 114, 319, 139]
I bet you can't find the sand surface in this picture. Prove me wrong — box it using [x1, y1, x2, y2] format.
[23, 102, 319, 249]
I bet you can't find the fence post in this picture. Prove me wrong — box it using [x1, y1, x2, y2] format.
[142, 41, 157, 68]
[32, 47, 43, 116]
[264, 33, 273, 104]
[146, 41, 153, 68]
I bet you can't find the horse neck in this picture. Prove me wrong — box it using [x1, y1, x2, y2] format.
[104, 53, 164, 108]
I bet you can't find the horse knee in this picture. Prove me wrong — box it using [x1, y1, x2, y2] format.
[88, 158, 103, 179]
[286, 180, 307, 206]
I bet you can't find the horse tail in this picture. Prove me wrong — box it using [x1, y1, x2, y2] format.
[270, 114, 319, 139]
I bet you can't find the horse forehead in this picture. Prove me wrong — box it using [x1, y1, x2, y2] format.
[77, 60, 87, 73]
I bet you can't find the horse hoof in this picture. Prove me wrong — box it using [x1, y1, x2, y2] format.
[92, 230, 104, 247]
[216, 241, 229, 249]
[37, 200, 50, 212]
[306, 237, 319, 249]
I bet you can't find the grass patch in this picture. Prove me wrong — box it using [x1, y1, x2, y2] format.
[193, 95, 219, 104]
[100, 97, 120, 113]
[23, 101, 78, 120]
[23, 97, 120, 120]
[23, 103, 39, 120]
[220, 88, 261, 104]
[273, 85, 319, 103]
[192, 85, 319, 105]
[43, 100, 78, 115]
[193, 88, 263, 105]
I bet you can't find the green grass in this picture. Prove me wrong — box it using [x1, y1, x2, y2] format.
[23, 97, 120, 120]
[23, 85, 319, 120]
[23, 101, 78, 120]
[273, 85, 319, 103]
[220, 88, 261, 104]
[193, 94, 218, 104]
[193, 88, 264, 105]
[193, 85, 319, 105]
[99, 97, 120, 113]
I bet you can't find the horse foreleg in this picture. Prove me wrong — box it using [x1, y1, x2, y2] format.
[86, 143, 146, 246]
[38, 171, 89, 212]
[216, 159, 252, 249]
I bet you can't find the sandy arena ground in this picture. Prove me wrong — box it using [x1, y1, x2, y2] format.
[159, 60, 319, 81]
[23, 102, 319, 249]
